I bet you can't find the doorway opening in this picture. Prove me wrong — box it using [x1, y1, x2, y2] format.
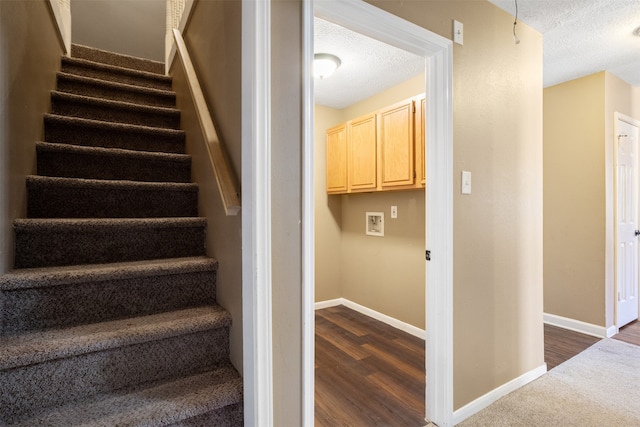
[313, 15, 427, 425]
[303, 1, 453, 425]
[614, 112, 640, 331]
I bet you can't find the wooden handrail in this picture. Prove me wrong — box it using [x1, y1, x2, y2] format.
[172, 28, 241, 216]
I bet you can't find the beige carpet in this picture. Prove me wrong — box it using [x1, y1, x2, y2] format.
[458, 338, 640, 426]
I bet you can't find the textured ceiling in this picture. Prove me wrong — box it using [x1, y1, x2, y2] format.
[314, 17, 424, 109]
[488, 0, 640, 87]
[315, 1, 640, 109]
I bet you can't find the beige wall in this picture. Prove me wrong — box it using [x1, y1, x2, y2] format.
[633, 86, 640, 119]
[365, 0, 544, 409]
[314, 105, 343, 302]
[544, 73, 606, 326]
[544, 72, 640, 331]
[71, 0, 165, 61]
[315, 73, 426, 328]
[0, 0, 64, 273]
[170, 0, 243, 371]
[271, 0, 303, 425]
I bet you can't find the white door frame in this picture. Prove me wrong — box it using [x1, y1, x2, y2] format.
[614, 112, 640, 330]
[241, 0, 273, 425]
[305, 1, 454, 425]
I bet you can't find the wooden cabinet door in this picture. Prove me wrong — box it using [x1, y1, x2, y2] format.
[415, 96, 426, 187]
[326, 123, 347, 194]
[348, 113, 377, 191]
[379, 100, 414, 188]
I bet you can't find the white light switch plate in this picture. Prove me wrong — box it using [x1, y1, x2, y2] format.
[391, 205, 398, 219]
[453, 20, 464, 45]
[461, 171, 471, 194]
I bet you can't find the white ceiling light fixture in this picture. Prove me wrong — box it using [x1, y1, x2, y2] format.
[313, 53, 341, 79]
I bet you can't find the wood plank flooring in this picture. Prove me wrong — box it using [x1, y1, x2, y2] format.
[315, 306, 618, 425]
[543, 324, 600, 370]
[614, 320, 640, 346]
[315, 305, 426, 426]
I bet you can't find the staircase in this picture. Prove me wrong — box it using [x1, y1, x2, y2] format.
[0, 45, 243, 426]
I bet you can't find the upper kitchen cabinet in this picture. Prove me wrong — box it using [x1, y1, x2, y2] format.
[348, 113, 377, 192]
[326, 123, 348, 194]
[325, 93, 425, 194]
[378, 99, 415, 189]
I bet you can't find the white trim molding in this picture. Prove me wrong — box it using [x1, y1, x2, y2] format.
[544, 312, 613, 338]
[311, 3, 454, 425]
[241, 0, 273, 425]
[315, 298, 426, 340]
[452, 364, 547, 425]
[301, 0, 315, 424]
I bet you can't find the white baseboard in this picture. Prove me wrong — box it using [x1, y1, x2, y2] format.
[452, 363, 547, 425]
[543, 313, 613, 338]
[315, 298, 426, 340]
[314, 298, 343, 310]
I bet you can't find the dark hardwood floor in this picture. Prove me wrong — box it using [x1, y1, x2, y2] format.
[543, 324, 600, 370]
[315, 305, 426, 426]
[315, 306, 617, 425]
[614, 320, 640, 346]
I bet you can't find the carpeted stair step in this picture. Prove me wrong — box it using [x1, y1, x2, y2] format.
[36, 142, 192, 183]
[5, 363, 243, 427]
[56, 72, 176, 108]
[26, 176, 198, 218]
[44, 114, 185, 154]
[50, 91, 181, 129]
[0, 306, 232, 423]
[71, 44, 165, 75]
[14, 217, 207, 268]
[61, 56, 172, 90]
[0, 257, 218, 334]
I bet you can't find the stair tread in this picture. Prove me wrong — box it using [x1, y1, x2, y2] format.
[7, 364, 242, 427]
[14, 217, 207, 230]
[36, 141, 191, 163]
[0, 257, 218, 291]
[44, 113, 184, 137]
[51, 91, 180, 115]
[0, 305, 231, 371]
[57, 72, 175, 98]
[62, 56, 172, 83]
[27, 175, 198, 192]
[71, 44, 165, 75]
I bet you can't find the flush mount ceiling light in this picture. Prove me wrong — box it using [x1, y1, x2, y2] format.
[313, 53, 341, 79]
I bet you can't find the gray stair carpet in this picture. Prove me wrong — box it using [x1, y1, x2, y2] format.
[0, 44, 242, 425]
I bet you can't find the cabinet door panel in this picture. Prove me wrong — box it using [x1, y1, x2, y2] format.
[349, 114, 377, 191]
[416, 96, 426, 187]
[379, 101, 414, 187]
[326, 124, 347, 193]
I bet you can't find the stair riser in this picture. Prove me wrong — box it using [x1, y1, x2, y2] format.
[14, 224, 206, 268]
[71, 45, 164, 75]
[44, 117, 185, 154]
[27, 184, 198, 218]
[57, 77, 176, 108]
[62, 61, 172, 91]
[1, 271, 216, 335]
[169, 402, 244, 427]
[37, 146, 191, 183]
[0, 328, 230, 423]
[51, 97, 180, 129]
